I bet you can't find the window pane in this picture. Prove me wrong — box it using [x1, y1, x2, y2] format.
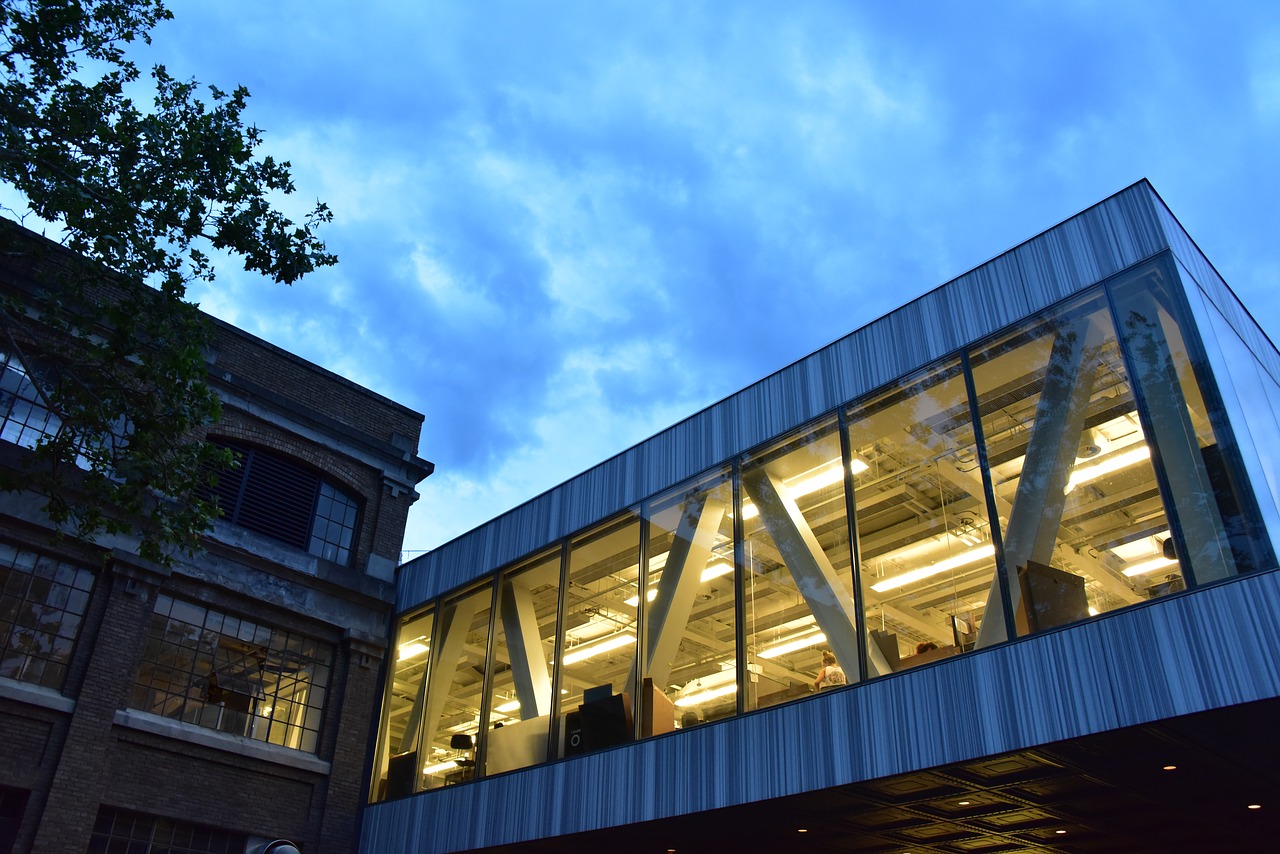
[482, 551, 560, 776]
[309, 480, 359, 565]
[560, 514, 641, 757]
[643, 470, 735, 729]
[373, 606, 435, 804]
[421, 584, 493, 790]
[130, 597, 331, 752]
[846, 358, 997, 672]
[1110, 263, 1274, 583]
[0, 544, 95, 690]
[741, 416, 856, 710]
[0, 349, 62, 448]
[969, 289, 1169, 642]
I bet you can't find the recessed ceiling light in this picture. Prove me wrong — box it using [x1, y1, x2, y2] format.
[797, 828, 808, 833]
[958, 801, 970, 806]
[1055, 830, 1067, 835]
[1162, 764, 1177, 771]
[1248, 804, 1262, 810]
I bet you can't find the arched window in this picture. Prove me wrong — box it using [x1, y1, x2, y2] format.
[204, 439, 361, 565]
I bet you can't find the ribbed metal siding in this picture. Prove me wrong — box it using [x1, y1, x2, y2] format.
[398, 181, 1176, 610]
[363, 570, 1280, 854]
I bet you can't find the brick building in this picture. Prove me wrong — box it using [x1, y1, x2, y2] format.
[0, 221, 432, 853]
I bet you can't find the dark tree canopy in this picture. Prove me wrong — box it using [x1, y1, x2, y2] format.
[0, 0, 336, 563]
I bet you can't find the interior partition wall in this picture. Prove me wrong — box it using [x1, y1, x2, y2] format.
[370, 249, 1275, 803]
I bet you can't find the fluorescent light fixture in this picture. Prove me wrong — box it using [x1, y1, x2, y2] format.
[422, 760, 458, 775]
[1066, 446, 1151, 492]
[1122, 556, 1178, 577]
[758, 630, 826, 659]
[494, 699, 521, 714]
[626, 560, 736, 605]
[871, 544, 996, 592]
[741, 458, 868, 520]
[673, 683, 737, 707]
[700, 560, 733, 581]
[562, 632, 635, 665]
[397, 639, 429, 661]
[624, 589, 658, 607]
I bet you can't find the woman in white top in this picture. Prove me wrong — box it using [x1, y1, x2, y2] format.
[813, 649, 846, 691]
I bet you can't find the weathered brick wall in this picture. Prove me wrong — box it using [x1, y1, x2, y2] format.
[207, 409, 391, 571]
[1, 217, 427, 854]
[29, 563, 162, 854]
[209, 322, 422, 449]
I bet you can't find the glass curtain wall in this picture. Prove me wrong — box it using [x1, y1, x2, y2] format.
[559, 514, 641, 757]
[481, 551, 561, 775]
[371, 269, 1275, 801]
[419, 583, 493, 790]
[641, 470, 736, 729]
[1109, 265, 1273, 583]
[740, 416, 857, 711]
[969, 288, 1174, 642]
[845, 359, 999, 672]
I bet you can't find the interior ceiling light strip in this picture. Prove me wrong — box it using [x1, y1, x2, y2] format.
[1122, 555, 1179, 577]
[673, 682, 738, 708]
[625, 560, 734, 606]
[870, 544, 996, 593]
[1065, 445, 1151, 492]
[562, 633, 636, 665]
[758, 630, 827, 659]
[741, 458, 868, 520]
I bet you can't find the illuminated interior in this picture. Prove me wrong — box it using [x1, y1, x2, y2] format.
[371, 271, 1272, 800]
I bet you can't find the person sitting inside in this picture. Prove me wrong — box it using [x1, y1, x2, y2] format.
[812, 649, 847, 691]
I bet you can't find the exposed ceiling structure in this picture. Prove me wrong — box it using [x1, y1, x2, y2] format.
[464, 698, 1280, 854]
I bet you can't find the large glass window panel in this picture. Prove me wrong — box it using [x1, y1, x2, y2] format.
[1110, 262, 1274, 583]
[642, 470, 735, 729]
[420, 584, 493, 790]
[131, 596, 331, 752]
[371, 608, 433, 800]
[482, 551, 560, 775]
[845, 359, 998, 674]
[969, 289, 1169, 644]
[559, 514, 640, 757]
[0, 543, 95, 691]
[740, 416, 857, 711]
[1178, 266, 1280, 561]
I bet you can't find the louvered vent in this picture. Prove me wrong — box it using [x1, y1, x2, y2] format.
[200, 439, 355, 561]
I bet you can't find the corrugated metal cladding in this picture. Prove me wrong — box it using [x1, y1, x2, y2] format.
[362, 569, 1280, 853]
[397, 180, 1185, 609]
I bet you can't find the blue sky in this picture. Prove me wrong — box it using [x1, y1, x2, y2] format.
[115, 2, 1280, 555]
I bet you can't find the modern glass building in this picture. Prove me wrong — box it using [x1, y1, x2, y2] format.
[361, 182, 1280, 852]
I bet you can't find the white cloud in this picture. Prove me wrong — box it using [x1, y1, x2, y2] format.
[1251, 32, 1280, 122]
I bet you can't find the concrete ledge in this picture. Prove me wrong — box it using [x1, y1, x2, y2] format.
[114, 708, 332, 774]
[0, 676, 76, 713]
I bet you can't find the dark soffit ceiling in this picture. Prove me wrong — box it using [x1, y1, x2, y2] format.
[463, 697, 1280, 854]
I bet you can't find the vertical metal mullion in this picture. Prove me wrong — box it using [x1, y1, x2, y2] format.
[472, 576, 501, 778]
[547, 539, 570, 761]
[837, 409, 870, 684]
[633, 510, 648, 742]
[961, 350, 1017, 645]
[732, 460, 748, 717]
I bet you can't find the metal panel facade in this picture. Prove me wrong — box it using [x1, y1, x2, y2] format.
[363, 571, 1280, 852]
